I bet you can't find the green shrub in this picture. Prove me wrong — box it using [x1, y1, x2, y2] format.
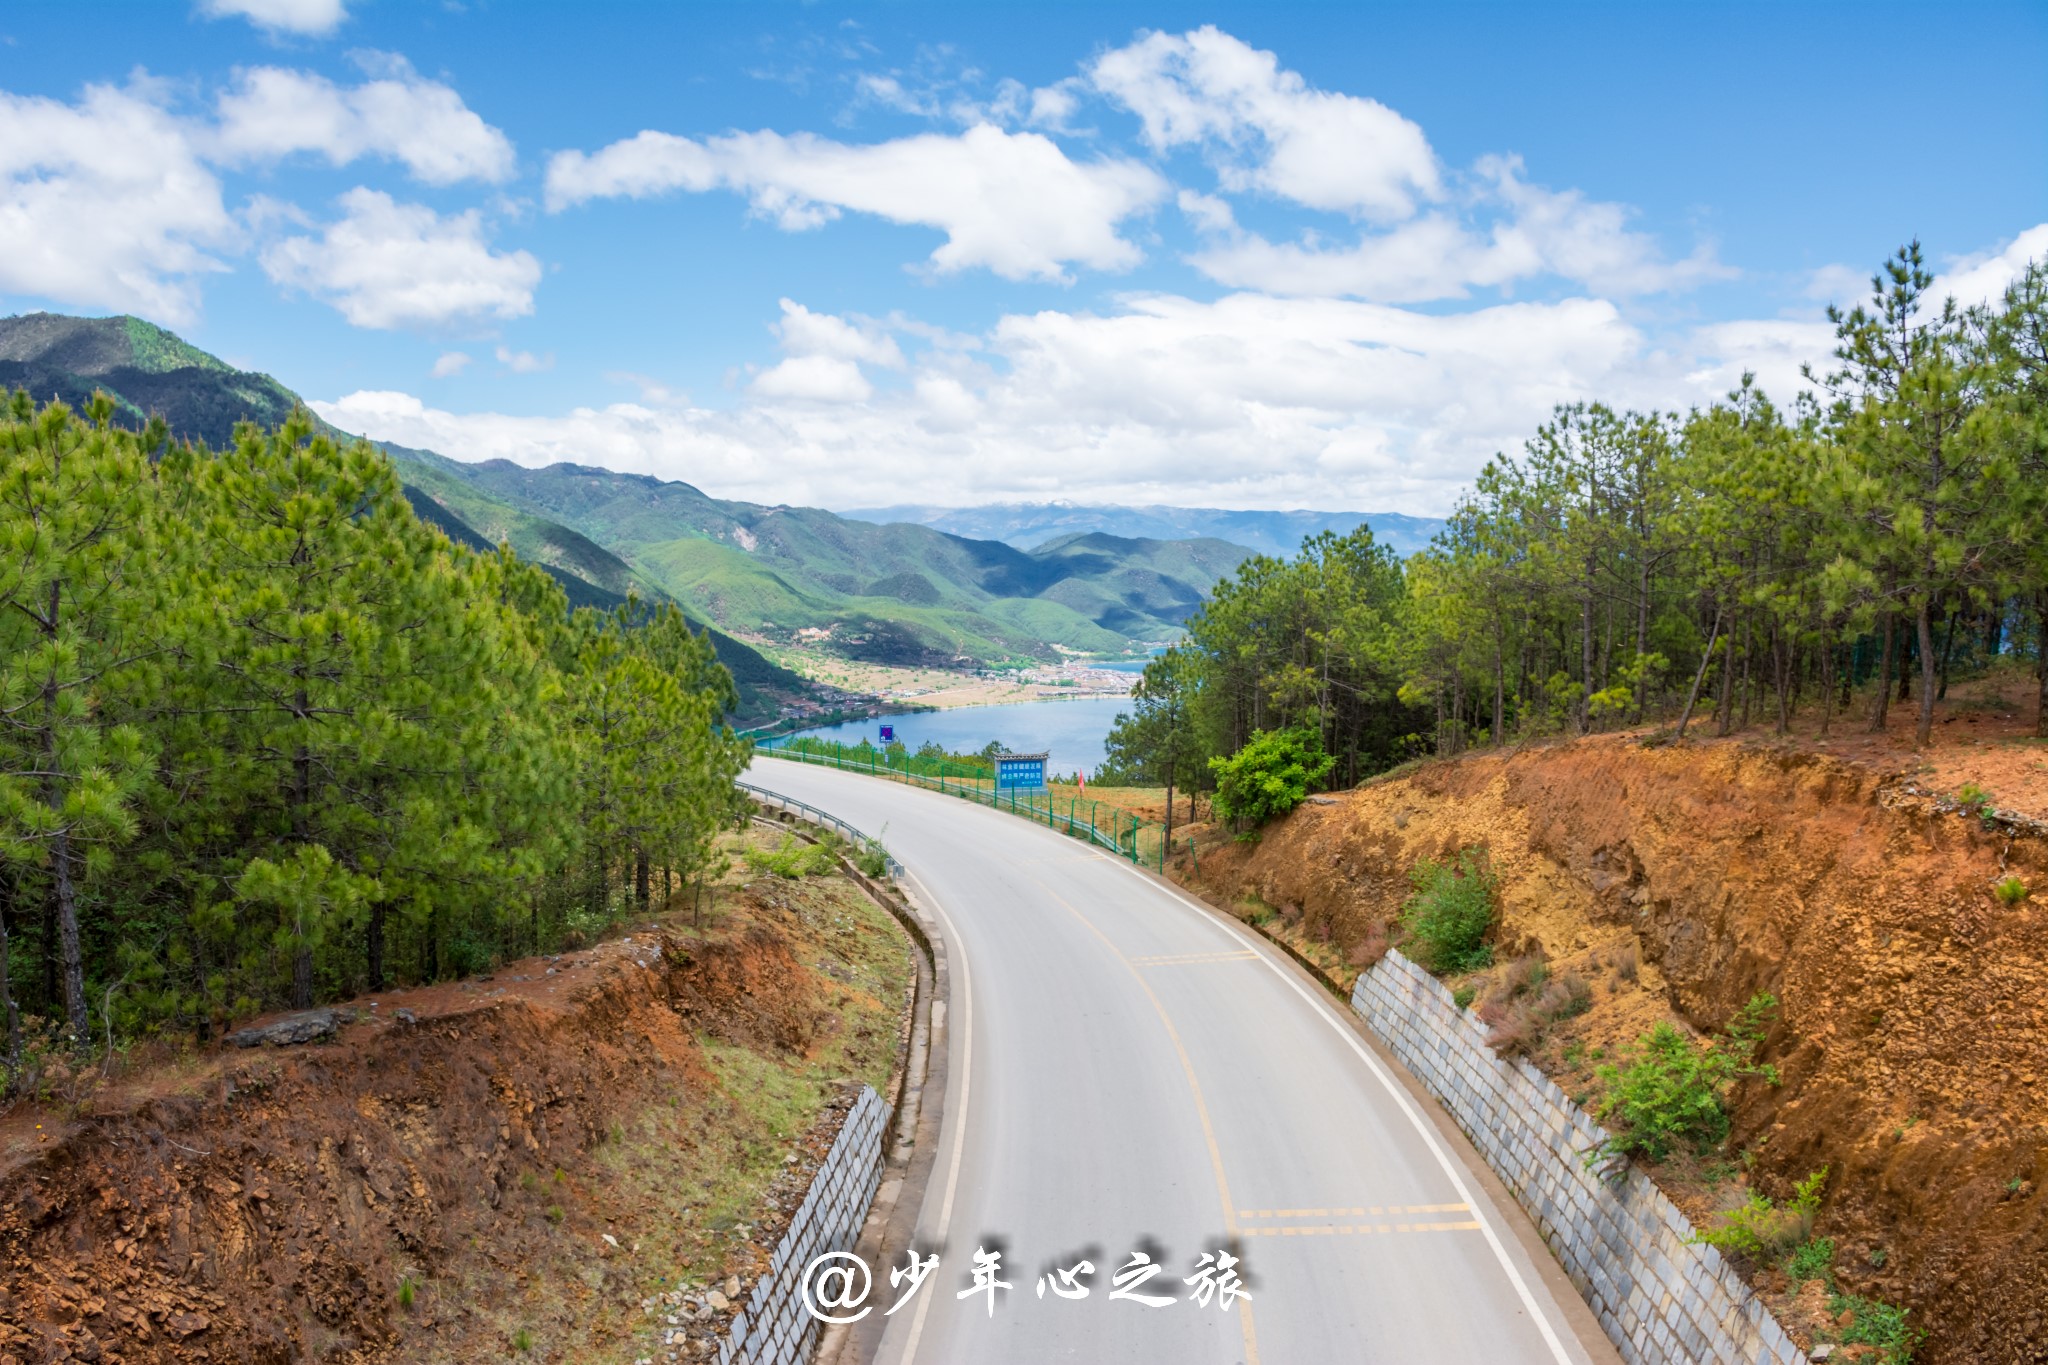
[1693, 1167, 1827, 1262]
[1994, 876, 2028, 906]
[1826, 1292, 1922, 1364]
[1398, 848, 1499, 974]
[397, 1275, 418, 1309]
[1208, 727, 1336, 831]
[1592, 996, 1778, 1163]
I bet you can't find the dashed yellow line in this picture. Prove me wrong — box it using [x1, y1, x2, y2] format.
[1239, 1202, 1470, 1219]
[1240, 1221, 1482, 1237]
[1129, 950, 1262, 966]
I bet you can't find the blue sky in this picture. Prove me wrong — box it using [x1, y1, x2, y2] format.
[2, 0, 2044, 513]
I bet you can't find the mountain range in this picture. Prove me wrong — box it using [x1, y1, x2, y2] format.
[1, 311, 1431, 689]
[842, 501, 1444, 559]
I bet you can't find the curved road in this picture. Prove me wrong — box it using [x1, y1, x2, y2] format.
[750, 759, 1611, 1364]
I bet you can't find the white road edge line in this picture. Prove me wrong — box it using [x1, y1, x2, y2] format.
[1104, 856, 1577, 1365]
[896, 864, 971, 1365]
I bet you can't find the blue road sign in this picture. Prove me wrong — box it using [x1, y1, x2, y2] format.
[995, 752, 1048, 790]
[879, 724, 894, 742]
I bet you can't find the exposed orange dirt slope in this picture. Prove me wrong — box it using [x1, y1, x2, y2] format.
[0, 854, 914, 1365]
[1177, 725, 2047, 1365]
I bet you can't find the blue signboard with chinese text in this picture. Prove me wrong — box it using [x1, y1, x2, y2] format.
[995, 752, 1048, 790]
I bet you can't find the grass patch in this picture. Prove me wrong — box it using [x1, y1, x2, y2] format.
[1824, 1291, 1922, 1364]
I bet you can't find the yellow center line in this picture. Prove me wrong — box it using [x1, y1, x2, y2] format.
[1023, 874, 1262, 1365]
[1238, 1203, 1470, 1219]
[1239, 1221, 1483, 1238]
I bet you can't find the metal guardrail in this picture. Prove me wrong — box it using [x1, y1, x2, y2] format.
[736, 778, 907, 880]
[750, 744, 1164, 867]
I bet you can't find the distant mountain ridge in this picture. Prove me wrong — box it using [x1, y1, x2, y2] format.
[842, 501, 1445, 559]
[2, 311, 1328, 671]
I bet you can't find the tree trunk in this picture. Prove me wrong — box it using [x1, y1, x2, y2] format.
[1915, 599, 1938, 747]
[1775, 629, 1791, 735]
[1936, 604, 1960, 700]
[2037, 592, 2048, 740]
[1675, 606, 1723, 740]
[635, 849, 650, 907]
[1818, 642, 1836, 739]
[1872, 613, 1895, 732]
[0, 877, 20, 1079]
[1579, 578, 1596, 735]
[1715, 611, 1739, 737]
[367, 902, 386, 993]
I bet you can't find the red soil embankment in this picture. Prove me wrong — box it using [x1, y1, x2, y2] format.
[0, 867, 910, 1365]
[1183, 734, 2047, 1365]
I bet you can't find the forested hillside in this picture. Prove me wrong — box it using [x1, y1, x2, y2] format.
[396, 455, 1255, 662]
[1108, 246, 2048, 798]
[0, 313, 817, 724]
[0, 397, 749, 1066]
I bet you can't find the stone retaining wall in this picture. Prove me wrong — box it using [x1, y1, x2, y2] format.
[718, 1084, 889, 1365]
[1351, 950, 1808, 1365]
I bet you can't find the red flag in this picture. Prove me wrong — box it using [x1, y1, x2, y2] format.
[1077, 768, 1087, 792]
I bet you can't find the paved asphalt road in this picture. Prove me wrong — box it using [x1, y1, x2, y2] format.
[748, 759, 1611, 1365]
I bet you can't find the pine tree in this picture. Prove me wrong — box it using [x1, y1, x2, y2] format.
[0, 394, 158, 1047]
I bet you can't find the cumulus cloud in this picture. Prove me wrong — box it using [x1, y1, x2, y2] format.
[1190, 155, 1727, 302]
[0, 79, 234, 324]
[213, 56, 515, 184]
[1089, 26, 1439, 221]
[1932, 222, 2048, 310]
[261, 188, 540, 330]
[198, 0, 347, 37]
[1682, 320, 1835, 408]
[430, 350, 471, 377]
[772, 298, 905, 368]
[544, 123, 1166, 281]
[313, 289, 1665, 514]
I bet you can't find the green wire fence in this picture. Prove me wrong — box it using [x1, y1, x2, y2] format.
[751, 738, 1170, 870]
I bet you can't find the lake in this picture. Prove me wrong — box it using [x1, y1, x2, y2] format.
[767, 695, 1134, 779]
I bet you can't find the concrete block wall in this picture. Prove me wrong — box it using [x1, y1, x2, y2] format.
[718, 1084, 889, 1365]
[1350, 950, 1809, 1365]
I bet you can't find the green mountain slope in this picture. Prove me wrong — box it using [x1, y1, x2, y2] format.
[394, 459, 1250, 663]
[2, 311, 1263, 671]
[0, 312, 814, 725]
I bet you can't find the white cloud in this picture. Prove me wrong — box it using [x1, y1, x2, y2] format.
[1682, 320, 1834, 408]
[494, 345, 551, 373]
[430, 350, 471, 377]
[1175, 188, 1237, 236]
[750, 354, 873, 404]
[0, 79, 234, 325]
[1191, 156, 1727, 302]
[314, 289, 1660, 514]
[214, 57, 515, 185]
[1089, 26, 1439, 221]
[772, 298, 905, 368]
[261, 188, 540, 330]
[1932, 223, 2048, 311]
[198, 0, 347, 37]
[1802, 262, 1867, 304]
[545, 123, 1167, 281]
